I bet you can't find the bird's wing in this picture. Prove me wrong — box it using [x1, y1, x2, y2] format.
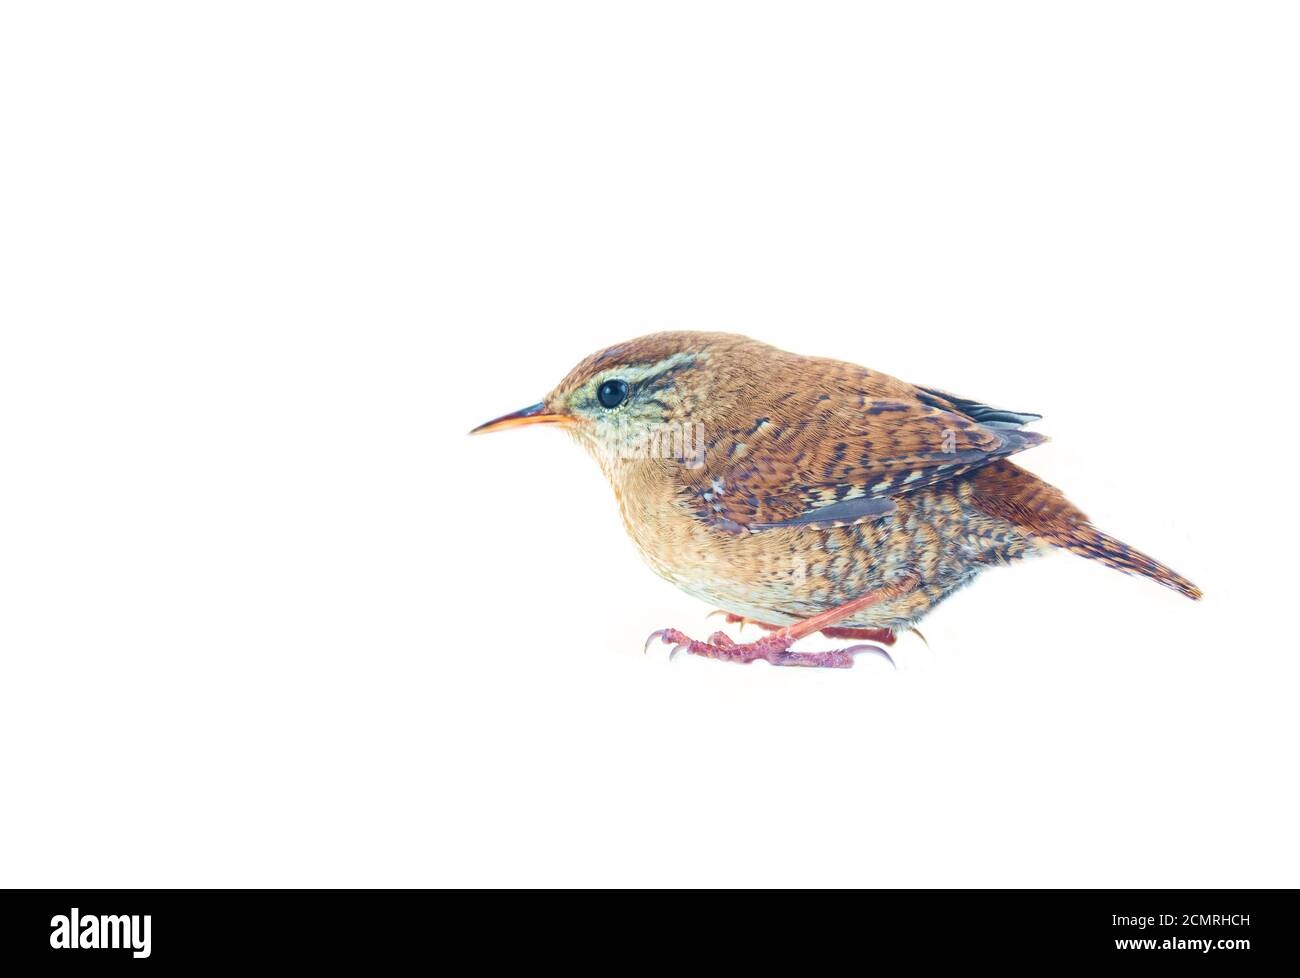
[682, 378, 1044, 533]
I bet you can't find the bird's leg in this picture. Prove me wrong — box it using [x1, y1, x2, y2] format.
[651, 576, 919, 669]
[809, 625, 897, 645]
[708, 610, 897, 646]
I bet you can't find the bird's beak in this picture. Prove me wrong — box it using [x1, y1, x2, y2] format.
[469, 402, 577, 435]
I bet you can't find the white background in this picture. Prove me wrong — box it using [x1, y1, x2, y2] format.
[2, 2, 1296, 887]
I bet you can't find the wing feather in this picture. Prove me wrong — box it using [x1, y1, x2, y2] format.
[683, 369, 1044, 533]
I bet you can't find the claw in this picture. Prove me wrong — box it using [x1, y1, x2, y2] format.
[668, 643, 689, 661]
[644, 629, 669, 655]
[910, 627, 930, 649]
[843, 643, 896, 669]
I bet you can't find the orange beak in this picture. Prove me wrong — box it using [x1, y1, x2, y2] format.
[469, 402, 578, 435]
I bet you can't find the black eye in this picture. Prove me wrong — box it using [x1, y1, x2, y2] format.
[597, 379, 629, 408]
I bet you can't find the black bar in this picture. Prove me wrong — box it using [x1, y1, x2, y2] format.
[0, 888, 1288, 970]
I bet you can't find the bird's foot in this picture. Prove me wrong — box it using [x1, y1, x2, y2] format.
[645, 627, 894, 669]
[656, 577, 919, 668]
[708, 610, 896, 646]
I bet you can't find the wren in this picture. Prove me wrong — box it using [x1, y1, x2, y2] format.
[472, 332, 1199, 668]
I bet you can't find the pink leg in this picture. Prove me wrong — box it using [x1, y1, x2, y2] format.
[710, 612, 897, 646]
[649, 576, 919, 669]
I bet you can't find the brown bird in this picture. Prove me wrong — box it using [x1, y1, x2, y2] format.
[471, 332, 1199, 668]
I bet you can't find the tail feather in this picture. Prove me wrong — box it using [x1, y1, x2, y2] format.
[968, 461, 1201, 600]
[1026, 522, 1202, 600]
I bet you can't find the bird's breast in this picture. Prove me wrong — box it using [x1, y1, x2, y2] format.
[607, 466, 846, 622]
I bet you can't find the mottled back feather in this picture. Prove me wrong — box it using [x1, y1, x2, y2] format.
[671, 341, 1045, 533]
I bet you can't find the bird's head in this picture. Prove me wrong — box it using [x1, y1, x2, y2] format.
[471, 331, 761, 474]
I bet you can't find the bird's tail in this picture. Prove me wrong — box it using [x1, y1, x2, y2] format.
[1025, 521, 1202, 600]
[968, 461, 1202, 600]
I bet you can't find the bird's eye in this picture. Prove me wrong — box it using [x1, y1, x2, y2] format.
[597, 379, 629, 409]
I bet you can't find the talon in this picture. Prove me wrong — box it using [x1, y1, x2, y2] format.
[843, 643, 896, 669]
[910, 627, 930, 649]
[668, 643, 689, 661]
[644, 628, 686, 655]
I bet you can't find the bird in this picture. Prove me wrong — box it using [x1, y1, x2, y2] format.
[471, 331, 1200, 668]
